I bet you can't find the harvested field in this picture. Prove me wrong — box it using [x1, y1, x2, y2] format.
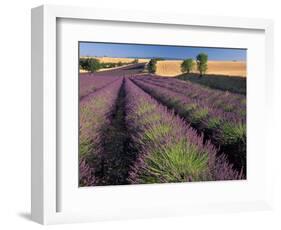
[156, 60, 246, 77]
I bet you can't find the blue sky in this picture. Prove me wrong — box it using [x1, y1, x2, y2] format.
[79, 42, 246, 61]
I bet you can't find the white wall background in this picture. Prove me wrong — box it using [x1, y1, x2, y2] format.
[0, 0, 280, 229]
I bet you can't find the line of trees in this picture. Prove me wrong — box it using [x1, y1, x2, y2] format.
[147, 53, 208, 77]
[80, 58, 140, 73]
[80, 58, 101, 72]
[181, 53, 208, 77]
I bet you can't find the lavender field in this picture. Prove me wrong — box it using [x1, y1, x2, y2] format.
[79, 63, 246, 186]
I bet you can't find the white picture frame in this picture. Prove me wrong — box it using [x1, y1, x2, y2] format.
[31, 4, 274, 225]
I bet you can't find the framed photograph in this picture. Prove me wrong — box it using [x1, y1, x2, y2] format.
[31, 5, 274, 225]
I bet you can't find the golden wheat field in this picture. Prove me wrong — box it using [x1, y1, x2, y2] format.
[80, 56, 150, 63]
[156, 60, 247, 77]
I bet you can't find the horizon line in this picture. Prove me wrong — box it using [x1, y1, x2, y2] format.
[79, 55, 246, 62]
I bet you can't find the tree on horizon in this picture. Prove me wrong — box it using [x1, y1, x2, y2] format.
[196, 53, 208, 77]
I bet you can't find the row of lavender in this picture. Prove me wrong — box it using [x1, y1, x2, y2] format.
[132, 77, 246, 173]
[80, 74, 119, 100]
[79, 78, 123, 186]
[80, 64, 146, 101]
[125, 78, 242, 183]
[138, 75, 246, 120]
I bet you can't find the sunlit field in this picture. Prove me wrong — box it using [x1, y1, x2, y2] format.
[156, 60, 246, 77]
